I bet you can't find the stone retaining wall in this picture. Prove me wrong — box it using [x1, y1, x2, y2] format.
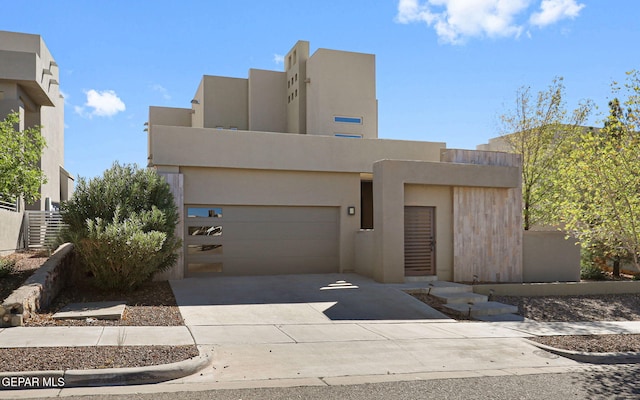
[0, 243, 75, 327]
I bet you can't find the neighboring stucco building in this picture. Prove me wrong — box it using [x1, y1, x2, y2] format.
[0, 30, 73, 254]
[148, 40, 524, 283]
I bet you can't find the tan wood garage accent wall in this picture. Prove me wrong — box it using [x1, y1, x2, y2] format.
[441, 150, 523, 283]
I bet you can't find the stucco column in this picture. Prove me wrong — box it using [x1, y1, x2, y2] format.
[372, 160, 406, 283]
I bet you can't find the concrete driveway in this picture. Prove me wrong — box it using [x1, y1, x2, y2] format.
[169, 273, 450, 326]
[169, 274, 580, 387]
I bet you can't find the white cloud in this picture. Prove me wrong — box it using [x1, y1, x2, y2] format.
[75, 89, 125, 118]
[151, 84, 171, 101]
[530, 0, 585, 27]
[273, 54, 284, 65]
[395, 0, 585, 44]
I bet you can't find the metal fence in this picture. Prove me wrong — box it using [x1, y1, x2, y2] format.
[24, 211, 67, 249]
[0, 197, 18, 212]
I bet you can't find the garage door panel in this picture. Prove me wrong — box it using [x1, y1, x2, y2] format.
[223, 222, 338, 240]
[185, 205, 339, 276]
[223, 256, 338, 275]
[224, 206, 338, 223]
[224, 239, 338, 258]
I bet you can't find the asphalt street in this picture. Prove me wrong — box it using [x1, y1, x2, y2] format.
[22, 364, 640, 400]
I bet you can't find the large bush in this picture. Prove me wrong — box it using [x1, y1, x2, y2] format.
[61, 163, 180, 290]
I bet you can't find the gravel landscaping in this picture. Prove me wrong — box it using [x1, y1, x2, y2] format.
[495, 293, 640, 353]
[413, 291, 640, 353]
[0, 346, 199, 372]
[1, 255, 195, 372]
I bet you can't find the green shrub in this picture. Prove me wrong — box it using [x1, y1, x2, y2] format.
[0, 258, 16, 278]
[77, 210, 170, 290]
[580, 263, 606, 280]
[61, 163, 180, 291]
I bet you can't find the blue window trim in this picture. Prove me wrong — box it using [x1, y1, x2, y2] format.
[334, 116, 362, 124]
[334, 133, 362, 138]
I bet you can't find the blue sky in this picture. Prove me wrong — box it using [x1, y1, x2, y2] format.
[3, 1, 639, 179]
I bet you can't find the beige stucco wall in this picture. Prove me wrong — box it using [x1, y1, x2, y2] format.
[149, 106, 192, 127]
[179, 166, 360, 272]
[523, 230, 580, 282]
[405, 185, 453, 281]
[0, 209, 24, 254]
[306, 48, 377, 139]
[199, 75, 248, 130]
[354, 230, 374, 277]
[38, 90, 64, 210]
[0, 31, 57, 108]
[150, 126, 445, 174]
[248, 69, 287, 133]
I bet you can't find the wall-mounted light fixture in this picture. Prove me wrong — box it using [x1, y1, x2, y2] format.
[191, 99, 200, 104]
[347, 206, 356, 216]
[143, 122, 149, 126]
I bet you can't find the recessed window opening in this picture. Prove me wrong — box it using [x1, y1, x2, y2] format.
[334, 116, 363, 124]
[187, 207, 222, 218]
[188, 226, 222, 236]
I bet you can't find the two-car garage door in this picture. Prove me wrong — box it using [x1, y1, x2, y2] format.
[185, 205, 339, 276]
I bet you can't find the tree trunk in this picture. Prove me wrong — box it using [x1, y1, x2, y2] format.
[613, 257, 621, 277]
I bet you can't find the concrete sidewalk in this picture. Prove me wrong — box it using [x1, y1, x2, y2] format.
[3, 320, 640, 348]
[3, 319, 640, 397]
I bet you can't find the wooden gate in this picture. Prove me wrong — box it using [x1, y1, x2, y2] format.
[404, 206, 436, 276]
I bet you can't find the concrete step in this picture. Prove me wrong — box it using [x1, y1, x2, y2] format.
[443, 301, 519, 318]
[420, 281, 474, 296]
[431, 292, 488, 304]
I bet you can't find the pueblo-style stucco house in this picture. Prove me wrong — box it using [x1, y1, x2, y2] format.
[0, 31, 73, 255]
[148, 40, 530, 284]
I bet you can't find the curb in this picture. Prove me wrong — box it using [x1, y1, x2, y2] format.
[0, 351, 211, 390]
[525, 339, 640, 364]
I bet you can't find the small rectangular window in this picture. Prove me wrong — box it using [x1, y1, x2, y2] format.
[188, 226, 222, 236]
[187, 207, 222, 218]
[334, 116, 362, 124]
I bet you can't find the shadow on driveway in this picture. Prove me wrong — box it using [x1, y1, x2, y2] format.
[170, 273, 450, 325]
